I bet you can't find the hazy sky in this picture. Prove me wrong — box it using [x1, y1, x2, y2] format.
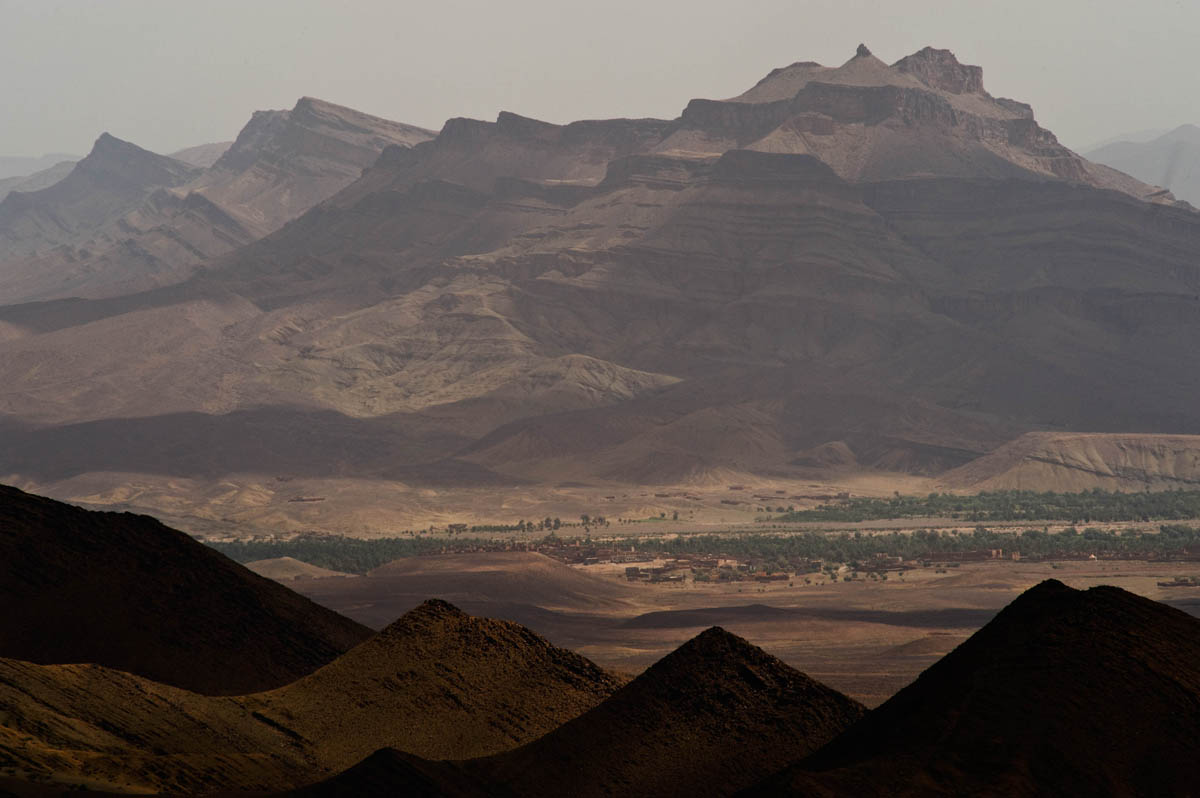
[1, 0, 1196, 158]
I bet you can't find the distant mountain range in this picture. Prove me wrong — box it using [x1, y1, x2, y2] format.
[2, 45, 1200, 527]
[1087, 124, 1200, 206]
[0, 159, 77, 203]
[0, 152, 80, 181]
[0, 98, 433, 303]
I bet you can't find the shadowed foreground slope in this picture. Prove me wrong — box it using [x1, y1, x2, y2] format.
[749, 580, 1200, 796]
[287, 627, 864, 797]
[285, 581, 1200, 797]
[0, 484, 370, 694]
[0, 600, 623, 793]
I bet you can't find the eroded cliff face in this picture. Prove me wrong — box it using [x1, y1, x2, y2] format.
[684, 45, 1171, 197]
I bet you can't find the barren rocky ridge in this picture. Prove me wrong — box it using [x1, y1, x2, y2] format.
[2, 45, 1200, 526]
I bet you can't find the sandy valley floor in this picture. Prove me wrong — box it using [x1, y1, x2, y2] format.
[281, 553, 1200, 706]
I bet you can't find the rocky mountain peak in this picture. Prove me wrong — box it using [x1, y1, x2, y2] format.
[37, 131, 198, 200]
[855, 43, 872, 58]
[91, 131, 123, 151]
[79, 132, 190, 175]
[894, 46, 986, 94]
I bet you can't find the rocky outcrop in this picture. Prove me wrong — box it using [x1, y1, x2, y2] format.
[894, 46, 985, 94]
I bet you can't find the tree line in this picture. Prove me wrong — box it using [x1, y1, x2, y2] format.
[207, 523, 1200, 575]
[778, 489, 1200, 524]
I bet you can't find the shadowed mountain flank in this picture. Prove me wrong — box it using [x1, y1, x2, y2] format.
[286, 626, 864, 797]
[0, 407, 486, 481]
[750, 580, 1200, 796]
[0, 484, 370, 694]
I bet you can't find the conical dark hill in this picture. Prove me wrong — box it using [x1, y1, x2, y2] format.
[751, 579, 1200, 796]
[284, 748, 483, 798]
[249, 598, 624, 768]
[290, 626, 864, 797]
[473, 626, 866, 797]
[0, 484, 370, 694]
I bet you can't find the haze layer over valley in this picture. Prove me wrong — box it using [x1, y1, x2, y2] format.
[2, 45, 1200, 535]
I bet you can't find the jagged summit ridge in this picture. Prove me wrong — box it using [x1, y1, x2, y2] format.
[699, 43, 1176, 201]
[894, 46, 985, 94]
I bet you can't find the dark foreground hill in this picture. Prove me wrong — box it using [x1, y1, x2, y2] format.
[0, 484, 370, 694]
[286, 627, 864, 797]
[283, 581, 1200, 797]
[0, 599, 623, 793]
[750, 579, 1200, 796]
[248, 599, 624, 767]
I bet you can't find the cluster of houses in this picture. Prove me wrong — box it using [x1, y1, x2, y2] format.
[1157, 575, 1200, 588]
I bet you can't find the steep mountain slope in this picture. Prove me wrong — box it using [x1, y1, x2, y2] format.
[1088, 124, 1200, 206]
[286, 627, 864, 797]
[0, 99, 435, 304]
[0, 657, 314, 794]
[249, 600, 622, 767]
[0, 134, 198, 261]
[752, 580, 1200, 796]
[474, 627, 863, 797]
[0, 600, 622, 793]
[0, 484, 370, 694]
[1, 46, 1199, 516]
[192, 97, 436, 234]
